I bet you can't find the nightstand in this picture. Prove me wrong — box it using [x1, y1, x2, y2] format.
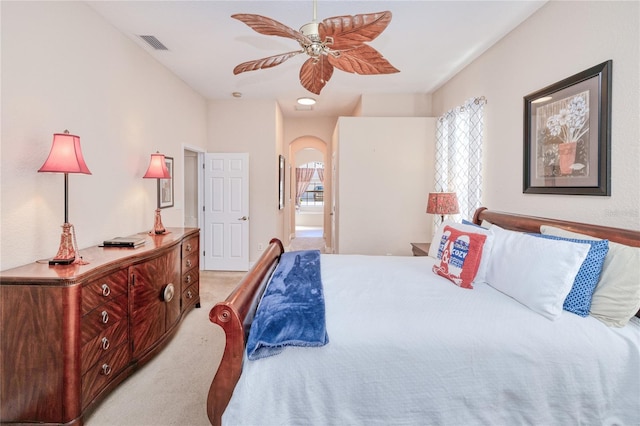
[410, 242, 431, 257]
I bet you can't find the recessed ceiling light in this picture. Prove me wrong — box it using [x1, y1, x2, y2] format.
[297, 97, 316, 106]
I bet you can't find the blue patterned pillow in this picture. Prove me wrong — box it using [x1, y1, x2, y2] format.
[530, 234, 609, 317]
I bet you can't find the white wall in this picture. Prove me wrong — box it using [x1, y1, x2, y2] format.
[336, 117, 436, 255]
[1, 2, 207, 270]
[432, 1, 640, 230]
[207, 99, 282, 264]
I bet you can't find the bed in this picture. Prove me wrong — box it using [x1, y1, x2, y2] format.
[206, 208, 640, 426]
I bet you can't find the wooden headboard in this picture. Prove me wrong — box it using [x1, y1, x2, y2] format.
[206, 208, 640, 426]
[472, 207, 640, 247]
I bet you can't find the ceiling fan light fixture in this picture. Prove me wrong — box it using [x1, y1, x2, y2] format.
[231, 8, 398, 94]
[297, 97, 316, 106]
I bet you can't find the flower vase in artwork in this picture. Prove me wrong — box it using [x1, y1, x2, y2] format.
[558, 141, 577, 175]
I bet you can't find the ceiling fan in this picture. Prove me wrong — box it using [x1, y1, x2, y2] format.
[231, 1, 399, 95]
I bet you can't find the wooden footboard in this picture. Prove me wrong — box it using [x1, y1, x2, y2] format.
[206, 238, 284, 426]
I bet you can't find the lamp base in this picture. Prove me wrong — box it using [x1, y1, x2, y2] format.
[152, 208, 167, 235]
[50, 223, 75, 265]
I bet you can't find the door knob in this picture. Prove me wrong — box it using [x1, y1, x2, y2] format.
[237, 216, 248, 221]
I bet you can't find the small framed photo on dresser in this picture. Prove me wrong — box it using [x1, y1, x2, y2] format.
[159, 156, 174, 208]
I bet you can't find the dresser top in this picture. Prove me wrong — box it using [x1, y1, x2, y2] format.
[1, 227, 199, 285]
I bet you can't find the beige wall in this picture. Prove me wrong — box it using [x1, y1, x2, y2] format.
[1, 1, 207, 270]
[432, 1, 640, 230]
[359, 94, 433, 117]
[336, 117, 436, 255]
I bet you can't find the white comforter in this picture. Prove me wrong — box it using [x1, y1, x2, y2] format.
[223, 254, 640, 425]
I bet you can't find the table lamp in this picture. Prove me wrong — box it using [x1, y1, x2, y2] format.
[38, 130, 92, 265]
[426, 192, 459, 222]
[143, 152, 171, 234]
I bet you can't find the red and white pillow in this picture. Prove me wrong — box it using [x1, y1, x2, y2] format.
[432, 225, 488, 289]
[429, 221, 494, 286]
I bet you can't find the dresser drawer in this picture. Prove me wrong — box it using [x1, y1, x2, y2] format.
[82, 269, 128, 315]
[182, 251, 198, 272]
[81, 342, 130, 409]
[81, 319, 128, 374]
[81, 293, 128, 346]
[182, 235, 199, 258]
[182, 281, 199, 311]
[183, 268, 199, 288]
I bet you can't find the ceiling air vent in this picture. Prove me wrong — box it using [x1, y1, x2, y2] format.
[139, 35, 169, 51]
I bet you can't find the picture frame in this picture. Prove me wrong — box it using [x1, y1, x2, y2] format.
[159, 156, 174, 208]
[523, 60, 611, 195]
[278, 155, 285, 210]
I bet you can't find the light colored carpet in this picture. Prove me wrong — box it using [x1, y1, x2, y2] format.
[288, 237, 326, 253]
[86, 271, 244, 426]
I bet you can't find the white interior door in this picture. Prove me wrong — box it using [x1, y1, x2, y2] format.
[204, 153, 249, 271]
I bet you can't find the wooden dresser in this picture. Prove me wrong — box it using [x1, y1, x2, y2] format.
[0, 228, 200, 425]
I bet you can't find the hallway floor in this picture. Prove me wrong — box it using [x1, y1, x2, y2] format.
[290, 226, 326, 252]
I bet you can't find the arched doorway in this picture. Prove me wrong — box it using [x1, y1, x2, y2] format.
[288, 137, 328, 252]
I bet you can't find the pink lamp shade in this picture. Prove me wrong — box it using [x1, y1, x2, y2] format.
[143, 153, 170, 179]
[38, 132, 92, 174]
[426, 192, 459, 218]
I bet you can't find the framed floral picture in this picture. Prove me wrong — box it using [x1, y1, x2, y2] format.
[523, 60, 611, 195]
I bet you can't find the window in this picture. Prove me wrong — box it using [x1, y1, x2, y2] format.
[435, 96, 486, 223]
[297, 162, 324, 210]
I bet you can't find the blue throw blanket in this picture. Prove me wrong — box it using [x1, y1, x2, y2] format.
[246, 250, 329, 360]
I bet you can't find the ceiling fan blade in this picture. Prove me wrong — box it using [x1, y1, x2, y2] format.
[320, 11, 392, 49]
[233, 50, 303, 74]
[299, 56, 334, 95]
[328, 44, 399, 75]
[231, 14, 312, 45]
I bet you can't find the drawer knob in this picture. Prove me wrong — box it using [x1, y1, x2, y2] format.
[185, 274, 192, 284]
[101, 310, 109, 324]
[101, 337, 110, 350]
[101, 284, 111, 297]
[186, 290, 193, 299]
[185, 243, 192, 252]
[101, 363, 112, 376]
[161, 283, 175, 303]
[186, 259, 192, 268]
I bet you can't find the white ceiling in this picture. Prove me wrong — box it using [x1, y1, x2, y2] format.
[87, 0, 546, 117]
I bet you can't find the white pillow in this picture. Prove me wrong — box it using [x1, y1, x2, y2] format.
[540, 225, 640, 327]
[429, 220, 494, 284]
[486, 226, 590, 320]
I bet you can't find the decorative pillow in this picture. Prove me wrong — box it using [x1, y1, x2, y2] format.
[429, 220, 494, 284]
[432, 225, 487, 289]
[540, 225, 640, 327]
[529, 233, 609, 317]
[486, 226, 591, 320]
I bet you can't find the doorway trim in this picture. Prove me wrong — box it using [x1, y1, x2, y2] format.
[183, 144, 205, 269]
